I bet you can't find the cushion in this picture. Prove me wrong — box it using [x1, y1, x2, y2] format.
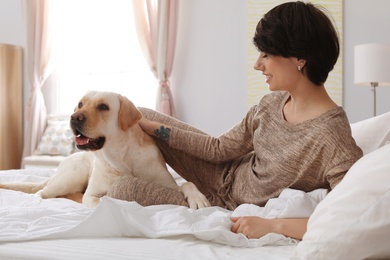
[35, 114, 75, 156]
[350, 111, 390, 155]
[294, 143, 390, 259]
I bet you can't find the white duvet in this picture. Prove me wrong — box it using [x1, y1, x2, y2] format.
[0, 169, 327, 247]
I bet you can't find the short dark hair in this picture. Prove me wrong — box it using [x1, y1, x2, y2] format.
[253, 1, 340, 86]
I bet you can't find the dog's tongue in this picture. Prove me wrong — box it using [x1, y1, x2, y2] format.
[75, 135, 90, 146]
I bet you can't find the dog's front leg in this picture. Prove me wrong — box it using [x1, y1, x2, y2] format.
[82, 170, 113, 208]
[82, 181, 106, 208]
[180, 182, 210, 209]
[36, 152, 92, 199]
[82, 193, 101, 208]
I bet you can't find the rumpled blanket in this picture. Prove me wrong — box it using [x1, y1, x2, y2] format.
[0, 169, 327, 247]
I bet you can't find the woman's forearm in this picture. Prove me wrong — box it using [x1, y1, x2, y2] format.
[139, 117, 172, 142]
[273, 218, 308, 240]
[230, 216, 308, 240]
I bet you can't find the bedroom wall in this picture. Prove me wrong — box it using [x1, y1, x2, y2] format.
[171, 0, 248, 136]
[173, 0, 390, 135]
[343, 0, 390, 123]
[0, 0, 25, 104]
[0, 0, 23, 46]
[0, 0, 389, 137]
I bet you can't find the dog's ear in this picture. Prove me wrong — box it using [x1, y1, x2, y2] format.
[118, 95, 142, 131]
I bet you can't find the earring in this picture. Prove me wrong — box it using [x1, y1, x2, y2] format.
[298, 65, 301, 71]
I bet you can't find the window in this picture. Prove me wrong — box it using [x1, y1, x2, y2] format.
[55, 0, 156, 114]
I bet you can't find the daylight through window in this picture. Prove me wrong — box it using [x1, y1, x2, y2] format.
[55, 0, 156, 114]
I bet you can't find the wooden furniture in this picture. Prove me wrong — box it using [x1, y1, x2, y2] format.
[0, 43, 23, 170]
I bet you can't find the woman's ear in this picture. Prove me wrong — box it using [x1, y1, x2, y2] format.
[297, 58, 307, 71]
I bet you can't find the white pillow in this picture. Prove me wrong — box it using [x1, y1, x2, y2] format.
[35, 114, 75, 156]
[294, 144, 390, 259]
[351, 111, 390, 155]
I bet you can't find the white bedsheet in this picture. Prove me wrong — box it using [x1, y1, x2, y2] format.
[0, 237, 298, 260]
[0, 169, 327, 248]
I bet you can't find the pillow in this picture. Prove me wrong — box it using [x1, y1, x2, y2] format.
[35, 114, 75, 156]
[350, 111, 390, 155]
[294, 143, 390, 259]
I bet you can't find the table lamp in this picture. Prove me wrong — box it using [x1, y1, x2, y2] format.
[354, 43, 390, 116]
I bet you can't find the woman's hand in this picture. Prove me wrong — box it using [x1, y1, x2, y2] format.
[230, 216, 308, 240]
[230, 216, 277, 239]
[138, 117, 163, 136]
[138, 117, 154, 135]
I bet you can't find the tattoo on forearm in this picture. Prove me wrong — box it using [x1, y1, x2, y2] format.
[153, 126, 171, 142]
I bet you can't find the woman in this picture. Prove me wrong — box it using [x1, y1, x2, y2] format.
[107, 1, 362, 240]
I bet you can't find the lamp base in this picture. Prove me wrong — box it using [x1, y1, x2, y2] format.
[371, 82, 378, 117]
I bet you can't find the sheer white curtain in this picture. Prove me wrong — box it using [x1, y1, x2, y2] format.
[22, 0, 56, 158]
[55, 0, 156, 114]
[132, 0, 179, 117]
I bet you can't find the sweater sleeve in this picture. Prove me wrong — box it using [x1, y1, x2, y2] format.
[168, 105, 258, 163]
[323, 120, 363, 189]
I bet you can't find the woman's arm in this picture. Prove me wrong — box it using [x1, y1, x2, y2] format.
[139, 117, 172, 142]
[138, 110, 256, 162]
[230, 216, 308, 240]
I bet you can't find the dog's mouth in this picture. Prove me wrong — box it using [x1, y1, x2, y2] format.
[74, 130, 105, 151]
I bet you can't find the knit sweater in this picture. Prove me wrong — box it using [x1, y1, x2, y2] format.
[169, 91, 363, 207]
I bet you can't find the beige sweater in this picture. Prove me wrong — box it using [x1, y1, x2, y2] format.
[169, 91, 363, 207]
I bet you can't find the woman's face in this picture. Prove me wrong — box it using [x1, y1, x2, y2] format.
[254, 52, 302, 92]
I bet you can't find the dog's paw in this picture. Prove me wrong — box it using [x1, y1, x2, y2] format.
[35, 189, 57, 199]
[35, 190, 44, 198]
[31, 192, 44, 203]
[82, 195, 101, 208]
[180, 182, 211, 210]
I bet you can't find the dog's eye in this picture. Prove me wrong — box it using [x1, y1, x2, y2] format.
[97, 103, 109, 111]
[78, 102, 83, 109]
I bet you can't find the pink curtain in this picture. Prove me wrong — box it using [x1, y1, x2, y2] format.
[132, 0, 178, 117]
[22, 0, 56, 158]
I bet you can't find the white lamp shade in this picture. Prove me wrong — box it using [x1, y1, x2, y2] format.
[354, 43, 390, 87]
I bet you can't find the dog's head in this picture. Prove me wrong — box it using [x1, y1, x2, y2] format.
[70, 91, 142, 151]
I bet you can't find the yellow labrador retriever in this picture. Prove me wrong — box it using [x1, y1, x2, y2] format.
[0, 91, 210, 209]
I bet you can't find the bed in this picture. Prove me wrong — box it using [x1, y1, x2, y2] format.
[1, 111, 390, 260]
